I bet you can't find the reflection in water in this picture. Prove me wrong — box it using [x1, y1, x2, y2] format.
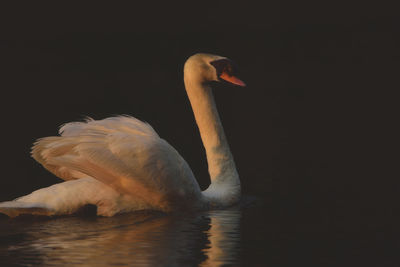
[201, 210, 241, 267]
[0, 208, 241, 266]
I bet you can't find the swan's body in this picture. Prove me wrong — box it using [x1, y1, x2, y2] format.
[0, 53, 245, 217]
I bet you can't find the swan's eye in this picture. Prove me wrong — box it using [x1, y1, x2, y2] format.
[210, 59, 246, 87]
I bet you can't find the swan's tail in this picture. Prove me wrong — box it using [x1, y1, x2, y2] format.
[0, 201, 54, 218]
[0, 178, 131, 218]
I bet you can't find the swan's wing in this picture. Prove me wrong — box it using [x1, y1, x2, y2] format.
[31, 116, 202, 211]
[32, 115, 158, 181]
[59, 115, 159, 138]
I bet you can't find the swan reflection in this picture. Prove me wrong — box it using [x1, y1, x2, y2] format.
[200, 209, 241, 267]
[2, 208, 241, 266]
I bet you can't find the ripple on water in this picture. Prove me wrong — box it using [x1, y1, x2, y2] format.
[0, 207, 245, 266]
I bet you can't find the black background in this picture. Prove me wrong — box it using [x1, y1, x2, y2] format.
[0, 2, 398, 231]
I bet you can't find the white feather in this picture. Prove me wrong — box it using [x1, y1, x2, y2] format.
[31, 116, 203, 213]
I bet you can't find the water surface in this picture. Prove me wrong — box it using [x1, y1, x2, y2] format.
[0, 207, 244, 266]
[0, 197, 396, 266]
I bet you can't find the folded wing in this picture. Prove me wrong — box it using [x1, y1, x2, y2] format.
[31, 116, 202, 211]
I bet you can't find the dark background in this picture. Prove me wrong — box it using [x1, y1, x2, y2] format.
[0, 2, 398, 233]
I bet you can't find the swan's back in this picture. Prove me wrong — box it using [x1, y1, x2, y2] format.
[59, 115, 158, 138]
[31, 116, 203, 212]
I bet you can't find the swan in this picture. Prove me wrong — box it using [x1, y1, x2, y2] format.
[0, 53, 246, 217]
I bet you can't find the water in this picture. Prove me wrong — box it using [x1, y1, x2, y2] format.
[0, 206, 244, 266]
[0, 197, 398, 266]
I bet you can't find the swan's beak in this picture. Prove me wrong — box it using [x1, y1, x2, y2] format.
[220, 73, 246, 87]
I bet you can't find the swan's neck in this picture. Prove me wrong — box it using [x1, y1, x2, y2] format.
[184, 73, 240, 207]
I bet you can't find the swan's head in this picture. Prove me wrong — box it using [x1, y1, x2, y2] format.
[184, 53, 246, 87]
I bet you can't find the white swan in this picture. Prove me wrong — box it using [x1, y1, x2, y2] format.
[0, 53, 246, 217]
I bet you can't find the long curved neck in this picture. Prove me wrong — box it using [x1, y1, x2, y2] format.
[184, 71, 240, 206]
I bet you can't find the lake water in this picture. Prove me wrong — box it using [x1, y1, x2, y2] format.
[0, 196, 397, 266]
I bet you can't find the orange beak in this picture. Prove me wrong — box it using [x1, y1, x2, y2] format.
[220, 72, 246, 87]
